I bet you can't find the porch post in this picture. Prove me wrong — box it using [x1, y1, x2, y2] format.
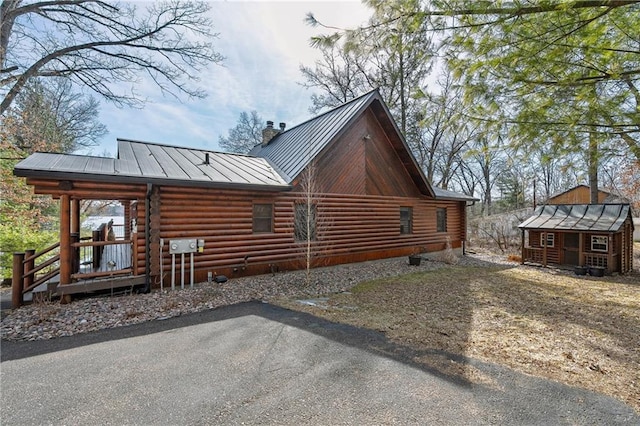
[521, 229, 525, 264]
[12, 252, 25, 308]
[59, 194, 72, 286]
[123, 201, 131, 241]
[71, 233, 80, 274]
[92, 230, 101, 269]
[542, 231, 547, 267]
[71, 199, 80, 235]
[23, 249, 35, 294]
[607, 234, 613, 274]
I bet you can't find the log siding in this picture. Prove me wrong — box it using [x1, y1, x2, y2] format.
[155, 186, 464, 283]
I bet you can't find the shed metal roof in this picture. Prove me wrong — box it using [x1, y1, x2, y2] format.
[14, 140, 291, 191]
[518, 204, 632, 232]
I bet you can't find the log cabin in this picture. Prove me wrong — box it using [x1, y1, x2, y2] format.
[12, 90, 475, 305]
[519, 204, 634, 274]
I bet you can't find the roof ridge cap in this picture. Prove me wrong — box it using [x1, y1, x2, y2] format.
[275, 89, 380, 135]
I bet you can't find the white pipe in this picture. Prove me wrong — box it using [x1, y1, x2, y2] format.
[171, 253, 175, 291]
[180, 253, 185, 289]
[160, 238, 164, 292]
[190, 252, 194, 288]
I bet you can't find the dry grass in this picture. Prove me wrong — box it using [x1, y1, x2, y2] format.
[274, 248, 640, 412]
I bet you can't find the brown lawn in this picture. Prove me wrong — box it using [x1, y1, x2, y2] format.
[274, 251, 640, 413]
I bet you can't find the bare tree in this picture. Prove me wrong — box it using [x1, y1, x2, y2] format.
[2, 77, 106, 155]
[409, 71, 478, 189]
[218, 111, 263, 154]
[303, 0, 433, 136]
[0, 0, 223, 114]
[294, 162, 318, 286]
[293, 161, 331, 287]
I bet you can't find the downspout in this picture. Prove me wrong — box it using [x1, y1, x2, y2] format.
[143, 183, 152, 293]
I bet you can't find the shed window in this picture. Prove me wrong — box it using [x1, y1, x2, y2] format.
[591, 235, 608, 252]
[400, 207, 413, 234]
[541, 232, 555, 248]
[253, 203, 273, 233]
[294, 203, 317, 241]
[436, 208, 447, 232]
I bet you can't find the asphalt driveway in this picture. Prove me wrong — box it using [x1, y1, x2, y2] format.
[1, 302, 637, 425]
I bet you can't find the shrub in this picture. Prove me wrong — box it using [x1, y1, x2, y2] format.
[0, 222, 58, 279]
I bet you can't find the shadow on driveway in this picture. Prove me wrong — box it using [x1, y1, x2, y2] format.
[2, 301, 638, 425]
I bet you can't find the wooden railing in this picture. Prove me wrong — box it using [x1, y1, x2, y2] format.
[583, 252, 616, 272]
[11, 221, 133, 308]
[12, 242, 61, 308]
[522, 247, 544, 264]
[71, 239, 132, 280]
[523, 247, 617, 273]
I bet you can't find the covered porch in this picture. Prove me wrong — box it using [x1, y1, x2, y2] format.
[519, 204, 634, 275]
[11, 178, 149, 308]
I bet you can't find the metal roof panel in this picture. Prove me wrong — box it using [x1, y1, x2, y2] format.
[250, 91, 377, 181]
[432, 187, 477, 201]
[519, 204, 630, 232]
[15, 140, 290, 191]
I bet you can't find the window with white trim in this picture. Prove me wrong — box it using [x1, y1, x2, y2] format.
[541, 232, 555, 248]
[591, 235, 608, 252]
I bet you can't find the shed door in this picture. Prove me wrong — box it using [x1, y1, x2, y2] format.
[563, 232, 579, 265]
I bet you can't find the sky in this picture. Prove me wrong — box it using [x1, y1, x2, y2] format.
[90, 1, 372, 157]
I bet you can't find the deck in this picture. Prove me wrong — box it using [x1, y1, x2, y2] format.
[32, 241, 144, 298]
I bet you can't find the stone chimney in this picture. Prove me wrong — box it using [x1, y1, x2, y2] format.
[262, 120, 282, 146]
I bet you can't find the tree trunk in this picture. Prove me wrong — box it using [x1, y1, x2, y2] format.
[588, 133, 599, 204]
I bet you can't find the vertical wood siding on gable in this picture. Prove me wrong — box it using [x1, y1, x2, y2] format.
[547, 186, 609, 204]
[310, 110, 421, 198]
[363, 110, 421, 198]
[311, 114, 367, 194]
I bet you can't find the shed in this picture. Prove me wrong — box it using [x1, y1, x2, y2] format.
[546, 184, 627, 204]
[518, 204, 634, 274]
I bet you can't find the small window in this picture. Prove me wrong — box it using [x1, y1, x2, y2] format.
[253, 203, 273, 233]
[591, 235, 608, 252]
[436, 208, 447, 232]
[400, 207, 412, 234]
[294, 203, 317, 241]
[541, 232, 555, 248]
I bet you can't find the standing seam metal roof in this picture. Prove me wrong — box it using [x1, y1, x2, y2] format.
[13, 140, 290, 190]
[518, 204, 632, 232]
[14, 91, 475, 200]
[249, 91, 381, 182]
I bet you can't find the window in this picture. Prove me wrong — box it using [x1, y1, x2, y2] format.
[253, 203, 273, 233]
[294, 203, 317, 241]
[400, 207, 413, 234]
[436, 208, 447, 232]
[591, 235, 608, 252]
[541, 232, 555, 248]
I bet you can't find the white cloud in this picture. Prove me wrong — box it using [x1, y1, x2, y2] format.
[91, 1, 371, 156]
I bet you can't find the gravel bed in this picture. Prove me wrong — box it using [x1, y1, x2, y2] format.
[1, 253, 513, 342]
